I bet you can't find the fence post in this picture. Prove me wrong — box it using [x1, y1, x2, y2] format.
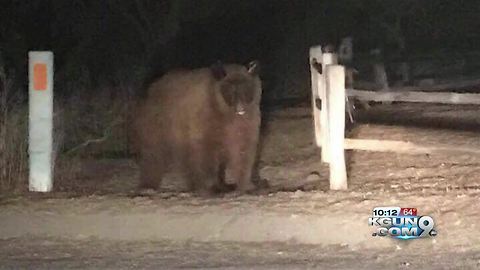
[371, 49, 390, 92]
[309, 46, 323, 147]
[309, 46, 322, 147]
[320, 53, 338, 163]
[326, 65, 348, 190]
[28, 51, 54, 192]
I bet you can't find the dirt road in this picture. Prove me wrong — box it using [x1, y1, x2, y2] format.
[1, 237, 479, 269]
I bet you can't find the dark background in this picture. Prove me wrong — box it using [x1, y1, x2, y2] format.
[1, 0, 480, 101]
[1, 0, 480, 194]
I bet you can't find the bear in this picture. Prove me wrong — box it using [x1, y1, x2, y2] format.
[131, 61, 262, 195]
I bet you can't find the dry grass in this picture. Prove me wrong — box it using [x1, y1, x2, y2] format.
[51, 85, 133, 191]
[61, 86, 132, 158]
[0, 72, 28, 193]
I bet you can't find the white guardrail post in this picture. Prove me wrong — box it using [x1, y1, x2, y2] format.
[326, 64, 348, 190]
[320, 52, 338, 163]
[28, 51, 54, 192]
[309, 46, 323, 147]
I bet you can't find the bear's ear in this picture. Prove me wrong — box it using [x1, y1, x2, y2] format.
[247, 60, 260, 76]
[210, 61, 227, 80]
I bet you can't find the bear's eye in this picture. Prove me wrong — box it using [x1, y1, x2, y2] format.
[220, 83, 236, 106]
[239, 82, 254, 104]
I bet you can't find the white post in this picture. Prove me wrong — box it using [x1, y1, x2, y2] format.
[326, 65, 348, 190]
[320, 53, 338, 163]
[309, 46, 323, 147]
[28, 51, 54, 192]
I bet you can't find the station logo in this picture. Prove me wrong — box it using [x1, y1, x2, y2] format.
[369, 207, 437, 240]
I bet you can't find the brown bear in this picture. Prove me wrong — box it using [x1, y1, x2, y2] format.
[131, 61, 262, 195]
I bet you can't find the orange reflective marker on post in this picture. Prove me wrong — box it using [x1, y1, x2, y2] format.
[33, 63, 47, 91]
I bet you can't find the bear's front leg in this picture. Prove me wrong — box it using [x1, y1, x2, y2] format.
[228, 142, 258, 193]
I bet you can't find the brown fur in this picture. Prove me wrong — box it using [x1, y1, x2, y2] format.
[131, 63, 262, 195]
